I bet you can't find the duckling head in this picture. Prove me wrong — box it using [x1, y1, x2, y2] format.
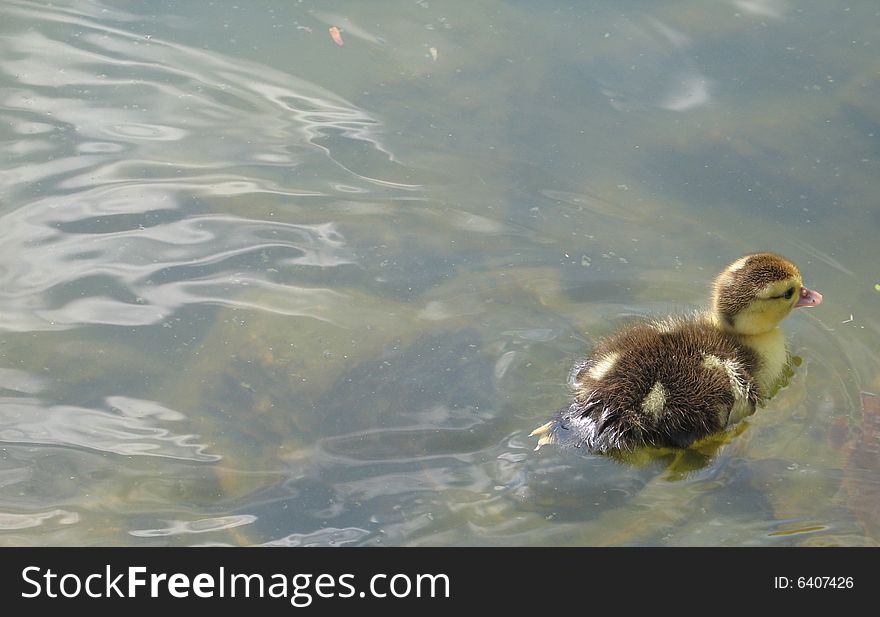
[711, 252, 823, 336]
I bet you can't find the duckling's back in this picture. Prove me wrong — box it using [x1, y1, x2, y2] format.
[533, 316, 761, 453]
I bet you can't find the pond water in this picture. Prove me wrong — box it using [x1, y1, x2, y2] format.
[1, 0, 878, 546]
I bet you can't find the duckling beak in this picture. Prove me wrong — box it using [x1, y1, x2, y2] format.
[794, 286, 823, 308]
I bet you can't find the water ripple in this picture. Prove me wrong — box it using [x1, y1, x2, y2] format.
[262, 526, 372, 547]
[0, 202, 354, 329]
[130, 514, 257, 537]
[595, 15, 712, 112]
[0, 396, 219, 461]
[0, 0, 410, 334]
[0, 509, 79, 531]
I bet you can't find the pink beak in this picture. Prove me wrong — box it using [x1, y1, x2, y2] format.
[794, 286, 823, 308]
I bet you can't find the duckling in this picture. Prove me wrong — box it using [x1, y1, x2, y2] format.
[531, 252, 823, 454]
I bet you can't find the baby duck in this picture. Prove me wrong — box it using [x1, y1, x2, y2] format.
[531, 252, 823, 454]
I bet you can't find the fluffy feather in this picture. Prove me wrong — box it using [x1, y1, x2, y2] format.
[531, 252, 822, 454]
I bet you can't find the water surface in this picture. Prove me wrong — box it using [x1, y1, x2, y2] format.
[1, 0, 878, 546]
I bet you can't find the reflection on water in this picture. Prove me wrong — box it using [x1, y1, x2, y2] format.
[0, 0, 878, 546]
[0, 395, 218, 461]
[594, 14, 712, 112]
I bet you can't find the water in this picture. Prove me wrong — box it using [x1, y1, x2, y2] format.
[0, 0, 878, 546]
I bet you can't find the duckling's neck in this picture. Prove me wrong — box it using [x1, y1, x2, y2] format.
[706, 312, 788, 395]
[739, 328, 787, 394]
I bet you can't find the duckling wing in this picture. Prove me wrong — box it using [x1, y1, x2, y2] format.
[539, 319, 760, 453]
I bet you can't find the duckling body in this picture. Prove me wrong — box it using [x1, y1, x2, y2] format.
[532, 252, 822, 454]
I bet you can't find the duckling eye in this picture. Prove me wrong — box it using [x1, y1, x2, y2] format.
[783, 287, 795, 300]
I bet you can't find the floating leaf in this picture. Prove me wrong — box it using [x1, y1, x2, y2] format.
[329, 26, 344, 46]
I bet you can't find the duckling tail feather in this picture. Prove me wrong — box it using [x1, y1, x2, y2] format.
[531, 401, 597, 451]
[532, 399, 634, 453]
